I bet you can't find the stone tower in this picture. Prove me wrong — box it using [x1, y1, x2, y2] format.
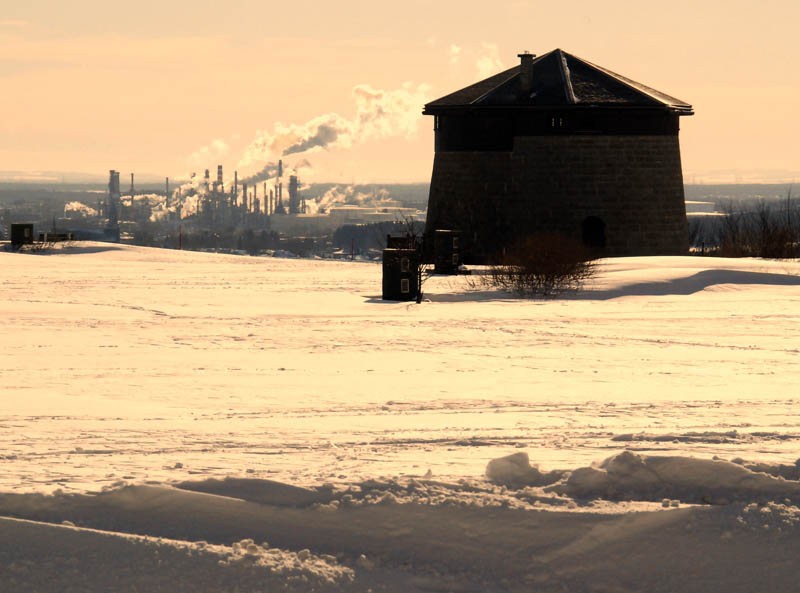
[423, 49, 694, 260]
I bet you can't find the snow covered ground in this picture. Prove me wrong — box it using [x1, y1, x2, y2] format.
[2, 243, 799, 592]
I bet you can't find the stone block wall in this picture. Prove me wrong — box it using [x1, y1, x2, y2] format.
[425, 135, 689, 259]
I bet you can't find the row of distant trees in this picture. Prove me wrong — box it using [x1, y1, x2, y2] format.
[689, 189, 798, 258]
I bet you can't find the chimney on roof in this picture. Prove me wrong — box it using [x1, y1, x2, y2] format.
[517, 51, 536, 95]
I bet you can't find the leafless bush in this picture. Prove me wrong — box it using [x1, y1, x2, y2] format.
[715, 194, 799, 258]
[480, 233, 596, 297]
[12, 240, 55, 253]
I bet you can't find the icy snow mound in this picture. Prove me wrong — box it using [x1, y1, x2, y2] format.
[3, 474, 800, 593]
[3, 469, 800, 592]
[487, 451, 800, 505]
[176, 477, 335, 507]
[485, 452, 566, 488]
[554, 451, 800, 504]
[1, 516, 353, 593]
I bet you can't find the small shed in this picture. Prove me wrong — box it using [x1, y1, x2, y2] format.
[382, 248, 419, 301]
[430, 229, 462, 275]
[10, 223, 34, 246]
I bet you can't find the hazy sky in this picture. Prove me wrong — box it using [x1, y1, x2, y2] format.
[1, 0, 798, 183]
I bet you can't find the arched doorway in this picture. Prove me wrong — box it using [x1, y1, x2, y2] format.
[581, 216, 606, 249]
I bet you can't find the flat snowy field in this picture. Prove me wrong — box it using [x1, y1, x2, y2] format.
[2, 243, 799, 592]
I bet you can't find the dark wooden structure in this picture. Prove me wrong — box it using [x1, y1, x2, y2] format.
[430, 229, 462, 274]
[382, 248, 420, 301]
[386, 234, 417, 250]
[10, 223, 34, 246]
[424, 49, 694, 260]
[38, 231, 74, 242]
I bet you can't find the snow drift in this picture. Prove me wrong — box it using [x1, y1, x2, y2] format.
[551, 451, 800, 505]
[486, 450, 800, 505]
[3, 244, 800, 591]
[2, 460, 800, 592]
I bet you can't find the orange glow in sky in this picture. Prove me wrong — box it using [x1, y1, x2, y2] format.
[1, 0, 798, 183]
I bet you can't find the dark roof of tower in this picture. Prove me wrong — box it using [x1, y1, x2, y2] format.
[424, 49, 693, 114]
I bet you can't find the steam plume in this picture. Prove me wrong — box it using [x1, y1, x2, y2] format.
[449, 44, 462, 64]
[241, 158, 312, 185]
[476, 42, 504, 78]
[304, 184, 391, 215]
[238, 82, 431, 170]
[64, 201, 98, 217]
[188, 139, 229, 167]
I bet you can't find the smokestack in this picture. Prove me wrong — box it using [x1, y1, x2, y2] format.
[130, 173, 135, 196]
[518, 51, 536, 94]
[165, 177, 170, 207]
[217, 165, 223, 186]
[108, 170, 120, 226]
[234, 170, 238, 201]
[277, 159, 283, 178]
[289, 175, 299, 214]
[242, 183, 248, 209]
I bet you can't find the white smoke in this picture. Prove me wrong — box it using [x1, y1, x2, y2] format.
[304, 185, 391, 215]
[179, 194, 201, 218]
[125, 193, 168, 222]
[449, 44, 462, 64]
[187, 139, 229, 168]
[171, 174, 211, 217]
[238, 82, 431, 170]
[128, 193, 162, 205]
[64, 201, 98, 218]
[242, 158, 312, 185]
[305, 185, 352, 214]
[476, 42, 504, 78]
[176, 175, 207, 196]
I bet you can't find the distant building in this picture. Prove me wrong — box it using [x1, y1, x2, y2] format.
[268, 203, 422, 236]
[423, 48, 694, 259]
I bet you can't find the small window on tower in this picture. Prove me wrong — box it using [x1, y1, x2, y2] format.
[401, 278, 410, 293]
[452, 254, 459, 265]
[452, 237, 459, 249]
[434, 116, 440, 131]
[400, 257, 410, 272]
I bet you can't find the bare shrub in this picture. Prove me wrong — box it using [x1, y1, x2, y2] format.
[482, 233, 596, 297]
[715, 193, 799, 259]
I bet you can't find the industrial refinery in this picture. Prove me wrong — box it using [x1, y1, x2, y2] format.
[0, 162, 426, 258]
